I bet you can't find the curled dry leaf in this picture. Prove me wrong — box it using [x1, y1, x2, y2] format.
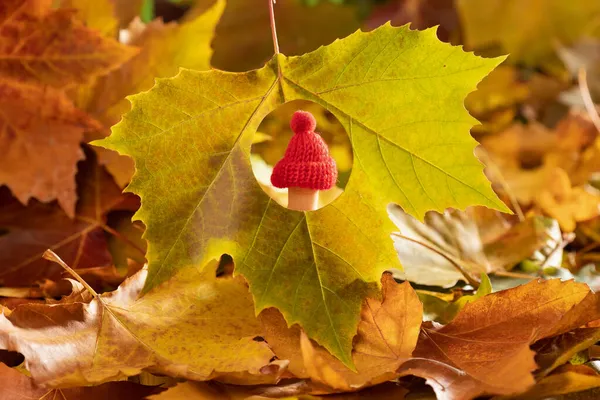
[0, 363, 165, 400]
[390, 205, 552, 287]
[0, 258, 280, 387]
[398, 279, 600, 400]
[260, 274, 422, 392]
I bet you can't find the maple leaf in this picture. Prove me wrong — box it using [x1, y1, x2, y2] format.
[94, 24, 507, 366]
[0, 363, 165, 399]
[0, 157, 130, 287]
[0, 0, 137, 88]
[78, 0, 225, 187]
[259, 274, 422, 391]
[0, 80, 101, 216]
[0, 255, 280, 387]
[55, 0, 118, 37]
[397, 279, 600, 399]
[457, 0, 600, 66]
[0, 0, 137, 216]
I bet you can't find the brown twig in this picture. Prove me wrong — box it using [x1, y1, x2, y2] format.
[268, 0, 279, 55]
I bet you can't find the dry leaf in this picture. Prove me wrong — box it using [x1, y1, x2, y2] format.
[0, 158, 129, 286]
[496, 365, 600, 400]
[390, 206, 552, 287]
[398, 279, 600, 399]
[0, 257, 280, 387]
[78, 1, 224, 187]
[260, 274, 422, 391]
[535, 168, 600, 232]
[0, 363, 165, 400]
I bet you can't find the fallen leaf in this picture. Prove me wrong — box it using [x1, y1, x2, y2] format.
[94, 24, 507, 365]
[55, 0, 119, 37]
[534, 327, 600, 377]
[0, 80, 100, 216]
[418, 273, 492, 324]
[0, 255, 279, 387]
[457, 0, 600, 66]
[79, 1, 224, 187]
[391, 206, 551, 287]
[398, 279, 600, 399]
[0, 0, 137, 215]
[496, 365, 600, 400]
[0, 363, 165, 400]
[535, 168, 600, 232]
[0, 0, 137, 88]
[0, 157, 130, 287]
[261, 274, 422, 391]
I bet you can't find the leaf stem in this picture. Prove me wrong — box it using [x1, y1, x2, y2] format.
[43, 250, 100, 299]
[391, 233, 480, 288]
[268, 0, 280, 55]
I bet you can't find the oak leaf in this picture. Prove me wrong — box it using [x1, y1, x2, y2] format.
[260, 274, 422, 391]
[0, 256, 279, 387]
[0, 363, 165, 400]
[398, 279, 600, 399]
[94, 24, 507, 366]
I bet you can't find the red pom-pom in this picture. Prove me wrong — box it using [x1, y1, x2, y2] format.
[290, 110, 317, 134]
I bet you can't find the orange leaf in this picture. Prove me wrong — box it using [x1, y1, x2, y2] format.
[398, 279, 600, 399]
[261, 274, 422, 391]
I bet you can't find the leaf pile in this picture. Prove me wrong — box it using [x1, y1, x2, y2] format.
[3, 0, 600, 400]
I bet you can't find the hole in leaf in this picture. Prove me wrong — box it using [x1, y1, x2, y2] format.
[0, 350, 24, 367]
[215, 254, 234, 277]
[251, 100, 352, 211]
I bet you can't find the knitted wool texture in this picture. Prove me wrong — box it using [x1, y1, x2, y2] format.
[271, 110, 338, 190]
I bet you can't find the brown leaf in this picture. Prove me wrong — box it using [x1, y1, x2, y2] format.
[496, 365, 600, 400]
[0, 80, 100, 216]
[80, 2, 224, 187]
[260, 274, 422, 392]
[0, 157, 129, 286]
[0, 0, 138, 88]
[398, 279, 600, 399]
[534, 327, 600, 377]
[0, 257, 280, 387]
[0, 363, 165, 400]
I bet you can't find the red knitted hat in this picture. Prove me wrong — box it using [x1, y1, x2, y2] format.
[271, 110, 338, 190]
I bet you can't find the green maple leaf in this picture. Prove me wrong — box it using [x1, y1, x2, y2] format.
[94, 24, 507, 366]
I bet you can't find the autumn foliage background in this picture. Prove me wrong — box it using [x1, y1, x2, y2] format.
[3, 0, 600, 399]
